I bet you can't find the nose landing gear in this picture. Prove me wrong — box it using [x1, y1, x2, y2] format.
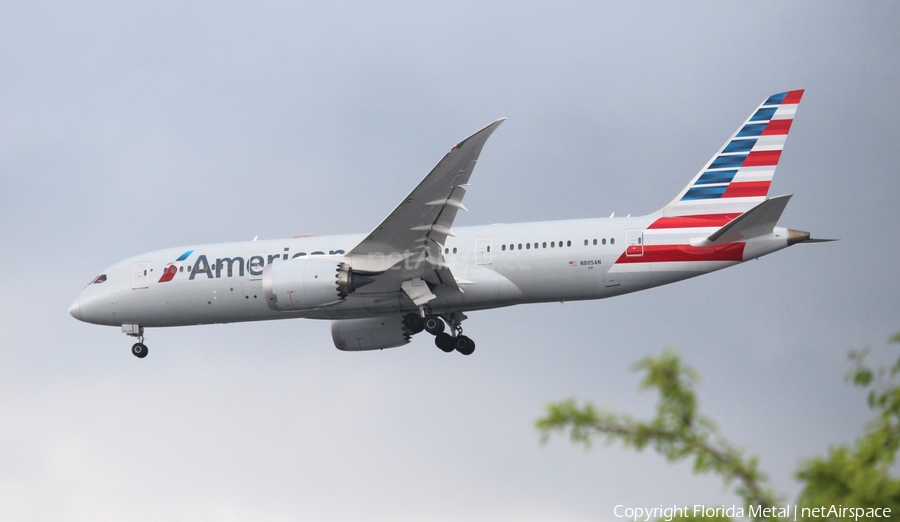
[403, 311, 475, 356]
[123, 324, 148, 359]
[131, 341, 148, 358]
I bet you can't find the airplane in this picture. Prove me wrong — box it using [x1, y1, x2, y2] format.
[69, 89, 830, 358]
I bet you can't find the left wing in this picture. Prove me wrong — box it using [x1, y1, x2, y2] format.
[345, 119, 504, 294]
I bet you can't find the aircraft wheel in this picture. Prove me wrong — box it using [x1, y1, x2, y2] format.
[435, 333, 455, 353]
[131, 342, 148, 359]
[402, 313, 424, 334]
[455, 335, 475, 356]
[423, 315, 445, 335]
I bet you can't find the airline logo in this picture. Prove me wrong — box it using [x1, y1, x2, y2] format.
[157, 250, 194, 283]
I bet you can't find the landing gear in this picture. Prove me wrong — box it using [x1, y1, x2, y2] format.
[441, 312, 475, 355]
[405, 311, 476, 355]
[423, 315, 445, 335]
[435, 332, 455, 352]
[402, 313, 424, 334]
[453, 335, 475, 356]
[122, 324, 149, 359]
[131, 342, 148, 358]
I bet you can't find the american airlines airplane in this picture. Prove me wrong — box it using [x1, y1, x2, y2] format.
[70, 90, 829, 358]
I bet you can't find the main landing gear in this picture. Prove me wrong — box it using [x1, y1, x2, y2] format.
[403, 311, 475, 356]
[123, 324, 148, 359]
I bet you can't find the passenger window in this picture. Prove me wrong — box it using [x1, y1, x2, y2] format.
[551, 242, 555, 248]
[518, 244, 522, 250]
[611, 238, 615, 245]
[567, 240, 571, 247]
[502, 245, 506, 251]
[542, 242, 547, 248]
[526, 243, 530, 249]
[584, 239, 588, 246]
[487, 246, 491, 252]
[602, 238, 606, 245]
[593, 239, 597, 245]
[452, 247, 457, 254]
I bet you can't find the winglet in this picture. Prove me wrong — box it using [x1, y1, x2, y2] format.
[454, 118, 506, 149]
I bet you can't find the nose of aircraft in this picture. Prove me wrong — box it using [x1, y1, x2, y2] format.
[68, 297, 84, 322]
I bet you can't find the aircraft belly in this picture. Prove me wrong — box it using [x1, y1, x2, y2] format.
[481, 254, 564, 303]
[430, 265, 523, 311]
[614, 262, 693, 291]
[331, 293, 405, 317]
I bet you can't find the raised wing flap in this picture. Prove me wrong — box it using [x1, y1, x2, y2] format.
[706, 194, 792, 245]
[347, 119, 505, 265]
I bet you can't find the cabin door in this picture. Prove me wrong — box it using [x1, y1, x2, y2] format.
[626, 229, 644, 257]
[475, 238, 492, 265]
[132, 262, 150, 289]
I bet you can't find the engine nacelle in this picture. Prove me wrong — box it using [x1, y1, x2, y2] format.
[263, 256, 368, 311]
[331, 316, 411, 351]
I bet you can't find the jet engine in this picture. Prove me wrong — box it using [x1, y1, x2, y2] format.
[262, 257, 373, 311]
[331, 316, 411, 351]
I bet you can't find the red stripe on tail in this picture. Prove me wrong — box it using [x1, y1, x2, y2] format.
[743, 150, 782, 167]
[648, 213, 741, 229]
[782, 89, 804, 104]
[762, 119, 792, 136]
[722, 181, 771, 198]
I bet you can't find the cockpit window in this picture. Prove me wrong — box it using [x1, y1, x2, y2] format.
[91, 274, 107, 284]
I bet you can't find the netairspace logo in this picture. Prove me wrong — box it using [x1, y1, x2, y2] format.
[613, 504, 893, 521]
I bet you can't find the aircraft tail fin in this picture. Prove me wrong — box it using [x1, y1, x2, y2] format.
[659, 90, 804, 219]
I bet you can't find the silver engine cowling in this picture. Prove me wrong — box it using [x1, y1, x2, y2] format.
[262, 257, 373, 311]
[331, 316, 411, 351]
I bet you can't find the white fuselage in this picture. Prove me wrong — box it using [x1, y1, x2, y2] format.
[70, 215, 792, 328]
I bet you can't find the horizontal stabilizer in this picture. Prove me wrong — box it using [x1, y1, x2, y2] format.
[706, 194, 792, 245]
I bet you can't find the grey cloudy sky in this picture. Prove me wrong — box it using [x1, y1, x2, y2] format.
[2, 2, 899, 520]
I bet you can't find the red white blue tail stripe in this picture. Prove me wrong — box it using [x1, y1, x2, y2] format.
[662, 89, 803, 219]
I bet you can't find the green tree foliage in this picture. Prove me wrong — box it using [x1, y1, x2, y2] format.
[793, 334, 900, 517]
[537, 335, 900, 522]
